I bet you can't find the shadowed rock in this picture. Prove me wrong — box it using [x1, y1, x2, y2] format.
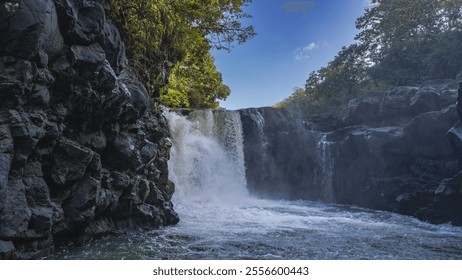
[240, 80, 461, 225]
[0, 0, 178, 259]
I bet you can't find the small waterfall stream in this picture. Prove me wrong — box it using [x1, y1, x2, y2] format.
[316, 134, 335, 203]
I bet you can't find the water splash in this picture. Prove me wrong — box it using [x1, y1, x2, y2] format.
[166, 110, 248, 203]
[250, 109, 269, 148]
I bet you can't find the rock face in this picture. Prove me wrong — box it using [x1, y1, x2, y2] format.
[239, 80, 462, 226]
[0, 0, 178, 259]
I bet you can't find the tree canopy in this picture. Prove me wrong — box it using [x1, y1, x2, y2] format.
[107, 0, 254, 108]
[277, 0, 462, 116]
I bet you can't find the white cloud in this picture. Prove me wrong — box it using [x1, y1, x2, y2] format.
[304, 42, 318, 51]
[294, 41, 327, 61]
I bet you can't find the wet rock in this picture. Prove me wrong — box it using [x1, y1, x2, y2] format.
[140, 140, 158, 163]
[0, 240, 15, 259]
[132, 204, 163, 228]
[447, 121, 462, 157]
[457, 81, 462, 119]
[145, 182, 164, 205]
[239, 107, 318, 199]
[163, 201, 180, 225]
[0, 0, 176, 259]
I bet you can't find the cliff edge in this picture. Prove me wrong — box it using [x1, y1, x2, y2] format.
[0, 0, 178, 259]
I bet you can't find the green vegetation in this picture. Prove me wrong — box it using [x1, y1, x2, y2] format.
[107, 0, 255, 109]
[277, 0, 462, 116]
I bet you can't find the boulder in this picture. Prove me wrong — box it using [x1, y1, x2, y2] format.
[102, 132, 140, 171]
[409, 89, 440, 115]
[54, 0, 105, 45]
[51, 139, 95, 186]
[403, 106, 458, 159]
[342, 94, 380, 126]
[118, 69, 151, 122]
[0, 240, 15, 259]
[100, 21, 127, 73]
[70, 43, 105, 72]
[0, 0, 63, 59]
[447, 121, 462, 157]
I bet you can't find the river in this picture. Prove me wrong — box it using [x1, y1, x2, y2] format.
[56, 110, 462, 260]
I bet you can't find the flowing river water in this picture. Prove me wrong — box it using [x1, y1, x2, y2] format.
[56, 110, 462, 259]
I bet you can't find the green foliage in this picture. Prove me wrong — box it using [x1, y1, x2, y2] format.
[107, 0, 254, 109]
[162, 33, 231, 109]
[356, 0, 462, 85]
[278, 0, 462, 116]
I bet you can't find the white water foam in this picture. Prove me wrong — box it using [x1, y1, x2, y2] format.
[159, 110, 462, 259]
[166, 110, 249, 204]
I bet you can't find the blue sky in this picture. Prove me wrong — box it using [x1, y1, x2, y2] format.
[212, 0, 371, 109]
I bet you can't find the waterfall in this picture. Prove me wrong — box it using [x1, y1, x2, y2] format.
[249, 109, 269, 149]
[316, 134, 335, 203]
[166, 110, 248, 203]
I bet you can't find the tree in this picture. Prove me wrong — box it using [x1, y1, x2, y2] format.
[107, 0, 254, 108]
[278, 0, 462, 117]
[355, 0, 462, 85]
[161, 31, 231, 109]
[278, 44, 370, 115]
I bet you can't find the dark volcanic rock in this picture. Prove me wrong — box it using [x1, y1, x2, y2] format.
[0, 0, 64, 60]
[341, 81, 458, 127]
[239, 107, 325, 200]
[404, 106, 457, 159]
[99, 21, 127, 73]
[0, 0, 178, 259]
[54, 0, 105, 45]
[240, 80, 461, 225]
[0, 240, 15, 259]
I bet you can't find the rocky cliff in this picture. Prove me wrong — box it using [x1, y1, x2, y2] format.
[0, 0, 178, 259]
[239, 80, 462, 226]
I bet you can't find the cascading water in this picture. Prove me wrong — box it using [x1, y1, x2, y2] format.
[316, 134, 335, 203]
[56, 110, 462, 260]
[167, 109, 248, 202]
